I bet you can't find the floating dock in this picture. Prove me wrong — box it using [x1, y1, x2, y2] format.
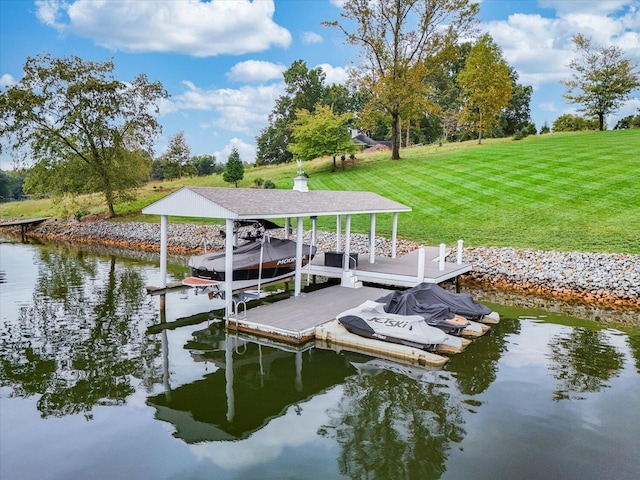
[223, 283, 494, 368]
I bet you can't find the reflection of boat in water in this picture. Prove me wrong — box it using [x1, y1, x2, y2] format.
[347, 354, 441, 383]
[337, 300, 448, 352]
[183, 220, 317, 294]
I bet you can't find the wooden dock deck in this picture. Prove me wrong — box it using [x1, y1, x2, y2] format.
[307, 247, 472, 287]
[0, 217, 48, 234]
[227, 285, 393, 343]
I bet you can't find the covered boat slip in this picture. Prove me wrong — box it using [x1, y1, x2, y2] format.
[142, 186, 481, 367]
[142, 186, 472, 312]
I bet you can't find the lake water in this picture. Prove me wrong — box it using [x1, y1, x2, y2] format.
[1, 239, 639, 480]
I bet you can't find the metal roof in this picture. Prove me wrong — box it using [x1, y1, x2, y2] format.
[142, 186, 411, 219]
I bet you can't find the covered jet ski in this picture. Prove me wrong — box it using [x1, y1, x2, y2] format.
[376, 289, 469, 334]
[337, 300, 447, 352]
[185, 236, 317, 291]
[377, 283, 498, 326]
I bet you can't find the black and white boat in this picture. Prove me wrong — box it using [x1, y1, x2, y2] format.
[183, 220, 317, 293]
[337, 300, 448, 352]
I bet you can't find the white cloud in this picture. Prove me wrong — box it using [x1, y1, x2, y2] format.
[539, 102, 558, 113]
[315, 63, 349, 85]
[226, 60, 286, 83]
[163, 80, 284, 135]
[215, 138, 256, 164]
[35, 0, 291, 56]
[302, 31, 323, 44]
[484, 3, 640, 89]
[0, 73, 16, 87]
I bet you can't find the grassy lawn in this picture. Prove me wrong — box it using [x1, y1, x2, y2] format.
[2, 129, 639, 254]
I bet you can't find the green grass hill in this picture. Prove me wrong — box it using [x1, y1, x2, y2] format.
[2, 129, 639, 254]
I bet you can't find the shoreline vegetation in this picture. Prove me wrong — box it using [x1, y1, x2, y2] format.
[2, 217, 638, 310]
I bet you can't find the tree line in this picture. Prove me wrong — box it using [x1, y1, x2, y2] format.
[1, 0, 638, 214]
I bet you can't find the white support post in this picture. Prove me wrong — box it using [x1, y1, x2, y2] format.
[336, 215, 342, 252]
[343, 214, 351, 271]
[417, 247, 425, 282]
[439, 243, 446, 271]
[160, 215, 168, 288]
[295, 217, 303, 296]
[391, 212, 398, 258]
[457, 239, 464, 265]
[311, 216, 317, 249]
[369, 213, 376, 264]
[285, 217, 291, 240]
[224, 218, 234, 318]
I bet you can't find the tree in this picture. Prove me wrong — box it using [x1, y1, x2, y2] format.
[614, 111, 640, 129]
[223, 148, 244, 187]
[288, 104, 355, 169]
[457, 34, 513, 144]
[324, 0, 479, 159]
[562, 34, 640, 131]
[256, 61, 327, 165]
[0, 54, 167, 217]
[163, 131, 191, 180]
[190, 154, 217, 176]
[552, 114, 599, 132]
[498, 69, 534, 137]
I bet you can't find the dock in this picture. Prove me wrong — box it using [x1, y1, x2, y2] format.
[223, 283, 493, 369]
[226, 285, 392, 343]
[0, 217, 48, 234]
[307, 246, 471, 287]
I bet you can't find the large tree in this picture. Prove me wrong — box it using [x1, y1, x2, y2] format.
[457, 34, 513, 144]
[0, 54, 167, 217]
[324, 0, 479, 159]
[288, 104, 355, 169]
[562, 34, 640, 131]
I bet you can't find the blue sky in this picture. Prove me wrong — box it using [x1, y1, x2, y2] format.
[1, 0, 639, 170]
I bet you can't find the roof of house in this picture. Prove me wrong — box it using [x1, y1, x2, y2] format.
[142, 186, 411, 220]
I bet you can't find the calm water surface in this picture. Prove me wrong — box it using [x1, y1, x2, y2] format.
[1, 239, 639, 480]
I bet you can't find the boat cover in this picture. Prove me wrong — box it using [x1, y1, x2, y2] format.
[337, 300, 447, 350]
[189, 237, 316, 272]
[377, 283, 492, 321]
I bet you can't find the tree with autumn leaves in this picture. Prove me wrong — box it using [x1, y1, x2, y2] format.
[324, 0, 479, 160]
[457, 34, 513, 144]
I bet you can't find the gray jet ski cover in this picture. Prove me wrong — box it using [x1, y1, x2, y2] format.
[377, 282, 491, 321]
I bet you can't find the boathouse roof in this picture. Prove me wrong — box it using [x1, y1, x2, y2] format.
[142, 186, 411, 219]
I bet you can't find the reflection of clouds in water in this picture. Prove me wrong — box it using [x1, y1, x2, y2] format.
[500, 319, 565, 368]
[189, 386, 343, 470]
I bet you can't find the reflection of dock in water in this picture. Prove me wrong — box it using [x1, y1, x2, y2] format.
[148, 325, 354, 443]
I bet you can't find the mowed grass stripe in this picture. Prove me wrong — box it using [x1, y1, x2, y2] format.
[307, 130, 639, 252]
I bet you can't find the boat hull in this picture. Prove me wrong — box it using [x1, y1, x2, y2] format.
[186, 237, 317, 291]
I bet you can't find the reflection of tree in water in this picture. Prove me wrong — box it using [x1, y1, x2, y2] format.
[0, 248, 161, 418]
[319, 370, 465, 480]
[448, 318, 521, 396]
[547, 328, 624, 401]
[628, 334, 640, 374]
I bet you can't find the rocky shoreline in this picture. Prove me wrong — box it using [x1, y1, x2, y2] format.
[4, 218, 640, 308]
